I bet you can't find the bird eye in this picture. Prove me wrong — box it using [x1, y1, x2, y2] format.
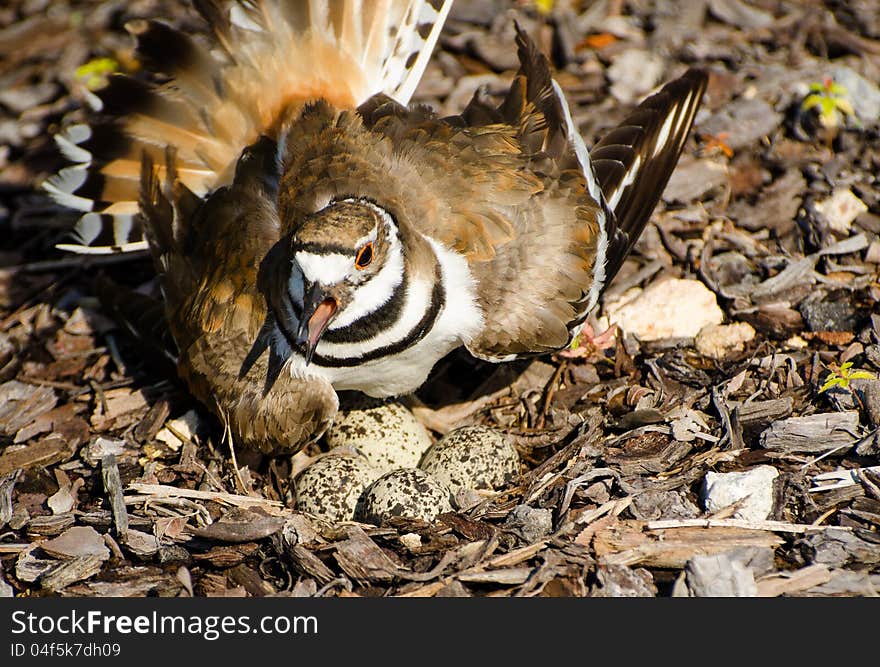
[355, 242, 374, 270]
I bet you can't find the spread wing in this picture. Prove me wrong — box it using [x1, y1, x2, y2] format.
[359, 26, 606, 359]
[358, 26, 707, 360]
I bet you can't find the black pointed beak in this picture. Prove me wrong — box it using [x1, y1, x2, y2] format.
[295, 282, 338, 365]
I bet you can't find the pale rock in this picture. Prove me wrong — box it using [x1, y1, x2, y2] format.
[784, 335, 809, 350]
[695, 322, 756, 359]
[399, 532, 422, 550]
[503, 505, 553, 543]
[702, 465, 779, 521]
[832, 66, 880, 123]
[605, 278, 724, 341]
[814, 188, 868, 235]
[155, 409, 202, 450]
[683, 552, 758, 597]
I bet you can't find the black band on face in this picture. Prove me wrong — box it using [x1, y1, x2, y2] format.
[309, 265, 444, 367]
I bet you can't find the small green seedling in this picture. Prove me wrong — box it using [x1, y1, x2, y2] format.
[532, 0, 555, 14]
[801, 78, 855, 130]
[818, 361, 875, 393]
[75, 57, 119, 91]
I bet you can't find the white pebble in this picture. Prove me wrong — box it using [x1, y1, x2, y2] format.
[814, 188, 867, 235]
[702, 465, 779, 522]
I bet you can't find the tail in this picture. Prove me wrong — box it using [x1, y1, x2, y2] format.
[43, 0, 453, 254]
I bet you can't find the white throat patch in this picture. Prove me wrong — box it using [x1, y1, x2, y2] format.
[294, 251, 352, 285]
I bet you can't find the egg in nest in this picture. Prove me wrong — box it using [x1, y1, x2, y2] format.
[420, 426, 520, 493]
[324, 398, 432, 473]
[294, 453, 380, 523]
[358, 468, 452, 524]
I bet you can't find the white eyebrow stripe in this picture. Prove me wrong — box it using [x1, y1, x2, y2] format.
[294, 251, 352, 285]
[353, 228, 378, 249]
[328, 230, 404, 330]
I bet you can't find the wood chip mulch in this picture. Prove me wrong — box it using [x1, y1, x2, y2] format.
[1, 0, 879, 598]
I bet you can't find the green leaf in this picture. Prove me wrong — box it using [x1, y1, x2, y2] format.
[819, 375, 845, 393]
[819, 98, 836, 116]
[827, 82, 848, 97]
[801, 94, 822, 112]
[75, 57, 118, 91]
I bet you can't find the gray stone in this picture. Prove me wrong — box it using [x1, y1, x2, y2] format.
[684, 552, 758, 596]
[833, 66, 880, 123]
[698, 98, 782, 151]
[799, 297, 859, 332]
[702, 465, 779, 521]
[503, 505, 553, 543]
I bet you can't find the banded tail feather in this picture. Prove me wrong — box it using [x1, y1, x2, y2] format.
[44, 0, 453, 254]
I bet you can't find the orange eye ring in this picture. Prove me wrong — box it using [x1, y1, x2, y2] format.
[355, 242, 374, 270]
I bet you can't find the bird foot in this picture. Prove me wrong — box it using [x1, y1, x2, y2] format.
[558, 323, 617, 359]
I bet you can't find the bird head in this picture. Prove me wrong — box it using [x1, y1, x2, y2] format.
[264, 196, 403, 365]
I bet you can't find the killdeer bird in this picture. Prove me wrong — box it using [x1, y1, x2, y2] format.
[45, 1, 707, 454]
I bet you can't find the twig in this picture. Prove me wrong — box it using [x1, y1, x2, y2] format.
[486, 540, 548, 568]
[104, 333, 128, 376]
[810, 465, 880, 492]
[222, 409, 251, 496]
[645, 518, 852, 534]
[755, 564, 832, 597]
[535, 361, 566, 430]
[127, 483, 283, 508]
[800, 428, 879, 472]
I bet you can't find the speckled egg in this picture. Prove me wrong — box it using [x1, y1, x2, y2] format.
[358, 468, 452, 525]
[294, 454, 380, 523]
[324, 398, 432, 473]
[419, 426, 520, 492]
